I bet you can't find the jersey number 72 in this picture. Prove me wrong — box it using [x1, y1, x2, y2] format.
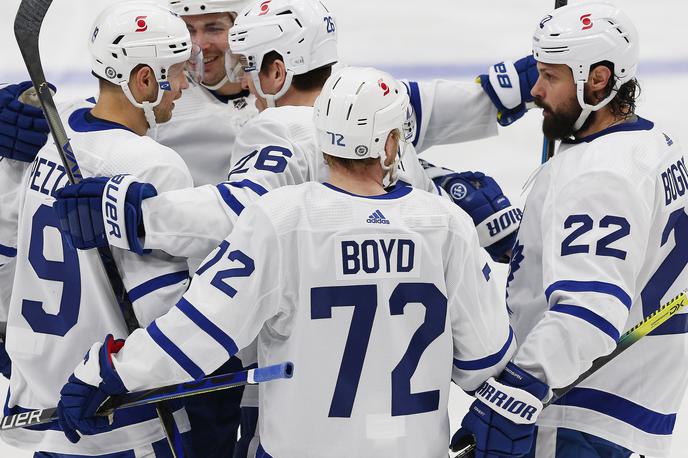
[311, 283, 446, 418]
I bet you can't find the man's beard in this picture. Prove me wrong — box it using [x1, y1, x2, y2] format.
[534, 95, 589, 140]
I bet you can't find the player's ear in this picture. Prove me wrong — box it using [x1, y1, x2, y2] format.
[383, 130, 400, 167]
[271, 59, 287, 92]
[129, 65, 157, 103]
[587, 65, 612, 102]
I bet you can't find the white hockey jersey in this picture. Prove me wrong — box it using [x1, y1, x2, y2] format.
[507, 118, 688, 456]
[2, 100, 193, 455]
[155, 80, 257, 186]
[141, 80, 498, 260]
[110, 181, 515, 458]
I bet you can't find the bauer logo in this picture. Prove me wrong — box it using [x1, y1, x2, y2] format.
[135, 16, 148, 32]
[539, 15, 552, 29]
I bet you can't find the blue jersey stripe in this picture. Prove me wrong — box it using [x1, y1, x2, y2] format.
[256, 443, 274, 458]
[554, 387, 676, 435]
[545, 280, 632, 309]
[176, 298, 239, 356]
[0, 244, 17, 258]
[228, 179, 268, 196]
[405, 81, 422, 147]
[322, 182, 413, 200]
[650, 315, 688, 335]
[147, 321, 205, 380]
[551, 304, 620, 341]
[216, 184, 245, 217]
[128, 270, 189, 302]
[454, 327, 514, 370]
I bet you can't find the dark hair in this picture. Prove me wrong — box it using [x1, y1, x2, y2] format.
[260, 50, 333, 92]
[592, 60, 641, 118]
[95, 63, 148, 91]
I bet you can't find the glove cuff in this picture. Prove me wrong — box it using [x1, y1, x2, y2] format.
[474, 376, 543, 425]
[475, 206, 522, 248]
[101, 175, 155, 255]
[487, 60, 521, 110]
[500, 362, 550, 401]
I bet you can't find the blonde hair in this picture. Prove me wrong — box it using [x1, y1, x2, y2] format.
[323, 129, 400, 171]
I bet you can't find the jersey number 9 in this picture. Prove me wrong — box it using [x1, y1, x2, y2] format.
[22, 204, 81, 336]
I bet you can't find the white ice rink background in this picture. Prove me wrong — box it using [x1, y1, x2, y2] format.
[1, 0, 688, 456]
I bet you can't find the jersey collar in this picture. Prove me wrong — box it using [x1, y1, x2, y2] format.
[563, 116, 654, 144]
[68, 108, 134, 133]
[208, 89, 251, 104]
[322, 181, 413, 200]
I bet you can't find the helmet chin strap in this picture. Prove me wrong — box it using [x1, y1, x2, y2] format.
[250, 70, 295, 108]
[573, 80, 618, 131]
[120, 82, 165, 139]
[201, 75, 229, 91]
[380, 141, 405, 188]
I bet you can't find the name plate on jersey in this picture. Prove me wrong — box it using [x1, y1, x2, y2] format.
[335, 235, 421, 280]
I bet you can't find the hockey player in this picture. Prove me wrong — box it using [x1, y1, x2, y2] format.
[156, 2, 260, 456]
[452, 3, 688, 457]
[0, 81, 54, 380]
[1, 3, 196, 456]
[158, 0, 258, 185]
[53, 65, 541, 458]
[51, 0, 527, 264]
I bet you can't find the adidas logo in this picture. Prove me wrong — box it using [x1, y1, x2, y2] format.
[366, 210, 390, 224]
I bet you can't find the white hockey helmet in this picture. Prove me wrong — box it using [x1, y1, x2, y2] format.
[229, 0, 338, 107]
[313, 67, 414, 185]
[89, 2, 192, 131]
[168, 0, 252, 16]
[533, 1, 639, 130]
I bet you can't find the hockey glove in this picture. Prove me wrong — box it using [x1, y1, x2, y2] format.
[422, 161, 521, 263]
[478, 55, 538, 126]
[56, 334, 128, 443]
[0, 336, 11, 379]
[53, 175, 157, 254]
[0, 81, 53, 162]
[451, 362, 549, 458]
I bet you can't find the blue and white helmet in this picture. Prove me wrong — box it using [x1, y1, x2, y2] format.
[533, 1, 639, 130]
[229, 0, 338, 107]
[168, 0, 252, 16]
[89, 2, 192, 129]
[314, 67, 415, 185]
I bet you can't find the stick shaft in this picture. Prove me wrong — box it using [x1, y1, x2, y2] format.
[0, 362, 293, 431]
[13, 0, 173, 447]
[451, 291, 688, 458]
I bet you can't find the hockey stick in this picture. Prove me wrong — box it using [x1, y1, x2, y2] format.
[450, 289, 688, 458]
[540, 0, 568, 163]
[0, 361, 293, 431]
[13, 0, 182, 453]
